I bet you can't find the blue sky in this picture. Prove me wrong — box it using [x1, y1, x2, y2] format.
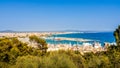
[0, 0, 120, 31]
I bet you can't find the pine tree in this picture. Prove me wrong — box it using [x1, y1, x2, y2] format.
[114, 25, 120, 46]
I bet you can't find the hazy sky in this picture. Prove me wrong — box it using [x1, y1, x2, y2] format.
[0, 0, 120, 31]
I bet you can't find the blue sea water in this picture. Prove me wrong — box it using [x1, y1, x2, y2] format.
[46, 32, 115, 46]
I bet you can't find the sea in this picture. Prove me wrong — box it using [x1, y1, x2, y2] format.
[45, 32, 115, 46]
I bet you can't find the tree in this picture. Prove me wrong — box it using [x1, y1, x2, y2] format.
[0, 37, 42, 64]
[114, 25, 120, 46]
[29, 35, 48, 54]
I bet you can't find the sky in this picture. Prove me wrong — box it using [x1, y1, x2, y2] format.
[0, 0, 120, 31]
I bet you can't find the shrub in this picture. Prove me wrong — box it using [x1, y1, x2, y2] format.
[13, 53, 77, 68]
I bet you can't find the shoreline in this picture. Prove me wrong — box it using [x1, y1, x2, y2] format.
[0, 32, 116, 53]
[43, 37, 98, 42]
[47, 42, 116, 54]
[0, 32, 80, 37]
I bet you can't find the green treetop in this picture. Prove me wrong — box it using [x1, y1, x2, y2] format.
[29, 35, 48, 54]
[114, 25, 120, 46]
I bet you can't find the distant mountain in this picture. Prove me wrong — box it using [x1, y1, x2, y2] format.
[0, 30, 16, 33]
[0, 30, 113, 33]
[62, 30, 113, 33]
[62, 30, 98, 33]
[63, 30, 81, 32]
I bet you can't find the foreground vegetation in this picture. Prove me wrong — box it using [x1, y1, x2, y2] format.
[0, 26, 120, 68]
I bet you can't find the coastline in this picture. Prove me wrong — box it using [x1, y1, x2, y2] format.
[0, 32, 116, 53]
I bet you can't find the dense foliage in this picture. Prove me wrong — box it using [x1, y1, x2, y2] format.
[114, 25, 120, 46]
[0, 25, 120, 68]
[29, 35, 48, 54]
[0, 37, 42, 66]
